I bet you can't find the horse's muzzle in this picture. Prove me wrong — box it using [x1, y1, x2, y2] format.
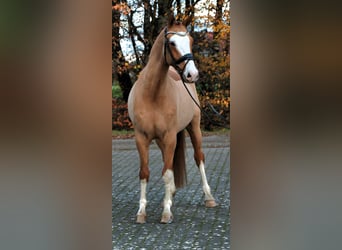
[184, 61, 199, 83]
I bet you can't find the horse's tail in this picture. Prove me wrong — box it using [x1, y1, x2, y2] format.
[173, 130, 187, 188]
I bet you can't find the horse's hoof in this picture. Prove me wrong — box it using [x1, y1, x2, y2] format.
[160, 213, 173, 224]
[205, 200, 218, 208]
[136, 214, 146, 224]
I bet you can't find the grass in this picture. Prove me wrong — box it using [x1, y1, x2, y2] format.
[202, 128, 230, 136]
[112, 128, 229, 139]
[112, 129, 135, 139]
[112, 84, 123, 99]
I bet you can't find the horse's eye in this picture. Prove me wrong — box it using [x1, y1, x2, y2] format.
[169, 41, 176, 46]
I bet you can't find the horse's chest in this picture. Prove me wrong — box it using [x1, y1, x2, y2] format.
[133, 102, 176, 132]
[137, 105, 175, 122]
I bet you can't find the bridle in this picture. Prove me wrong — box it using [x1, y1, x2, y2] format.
[163, 27, 229, 128]
[164, 27, 195, 83]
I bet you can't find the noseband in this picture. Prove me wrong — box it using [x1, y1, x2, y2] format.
[164, 28, 195, 83]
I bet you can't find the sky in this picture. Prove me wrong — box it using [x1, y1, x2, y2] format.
[119, 0, 230, 61]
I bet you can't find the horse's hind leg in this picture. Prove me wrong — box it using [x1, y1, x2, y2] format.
[135, 132, 151, 223]
[187, 124, 217, 207]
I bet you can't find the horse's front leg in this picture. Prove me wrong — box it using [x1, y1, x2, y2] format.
[187, 124, 217, 207]
[135, 132, 151, 223]
[160, 134, 177, 223]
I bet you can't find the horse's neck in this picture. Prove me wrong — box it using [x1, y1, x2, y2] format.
[141, 30, 169, 97]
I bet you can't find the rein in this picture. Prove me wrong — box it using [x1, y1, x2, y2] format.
[181, 78, 229, 129]
[164, 28, 229, 129]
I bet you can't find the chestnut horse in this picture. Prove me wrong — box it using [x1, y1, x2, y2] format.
[128, 15, 216, 224]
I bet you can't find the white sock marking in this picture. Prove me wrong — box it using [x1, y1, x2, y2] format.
[199, 161, 214, 201]
[137, 179, 147, 215]
[162, 169, 175, 216]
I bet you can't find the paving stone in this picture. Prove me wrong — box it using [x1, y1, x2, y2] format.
[113, 135, 230, 249]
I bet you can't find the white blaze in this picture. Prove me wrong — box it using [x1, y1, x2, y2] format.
[169, 34, 199, 82]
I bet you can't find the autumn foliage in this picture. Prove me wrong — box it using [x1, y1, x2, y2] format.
[113, 0, 230, 130]
[194, 11, 230, 129]
[112, 98, 132, 130]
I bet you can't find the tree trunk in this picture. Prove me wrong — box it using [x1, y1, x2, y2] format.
[185, 0, 190, 13]
[112, 0, 133, 102]
[212, 0, 224, 51]
[143, 0, 152, 64]
[153, 0, 172, 39]
[215, 0, 223, 22]
[176, 0, 181, 16]
[185, 0, 195, 32]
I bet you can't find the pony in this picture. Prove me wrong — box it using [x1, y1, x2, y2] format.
[128, 15, 217, 224]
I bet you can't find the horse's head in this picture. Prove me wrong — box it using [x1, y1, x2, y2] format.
[164, 15, 199, 83]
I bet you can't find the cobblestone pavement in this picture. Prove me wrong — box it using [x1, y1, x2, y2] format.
[112, 135, 230, 250]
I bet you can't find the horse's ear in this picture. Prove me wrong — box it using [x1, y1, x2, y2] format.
[168, 14, 176, 27]
[182, 15, 193, 27]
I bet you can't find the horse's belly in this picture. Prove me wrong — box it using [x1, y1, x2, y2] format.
[177, 108, 194, 131]
[176, 84, 198, 130]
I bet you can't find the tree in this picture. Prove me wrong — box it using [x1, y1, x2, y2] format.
[216, 0, 223, 23]
[191, 0, 230, 129]
[112, 0, 133, 102]
[112, 0, 230, 129]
